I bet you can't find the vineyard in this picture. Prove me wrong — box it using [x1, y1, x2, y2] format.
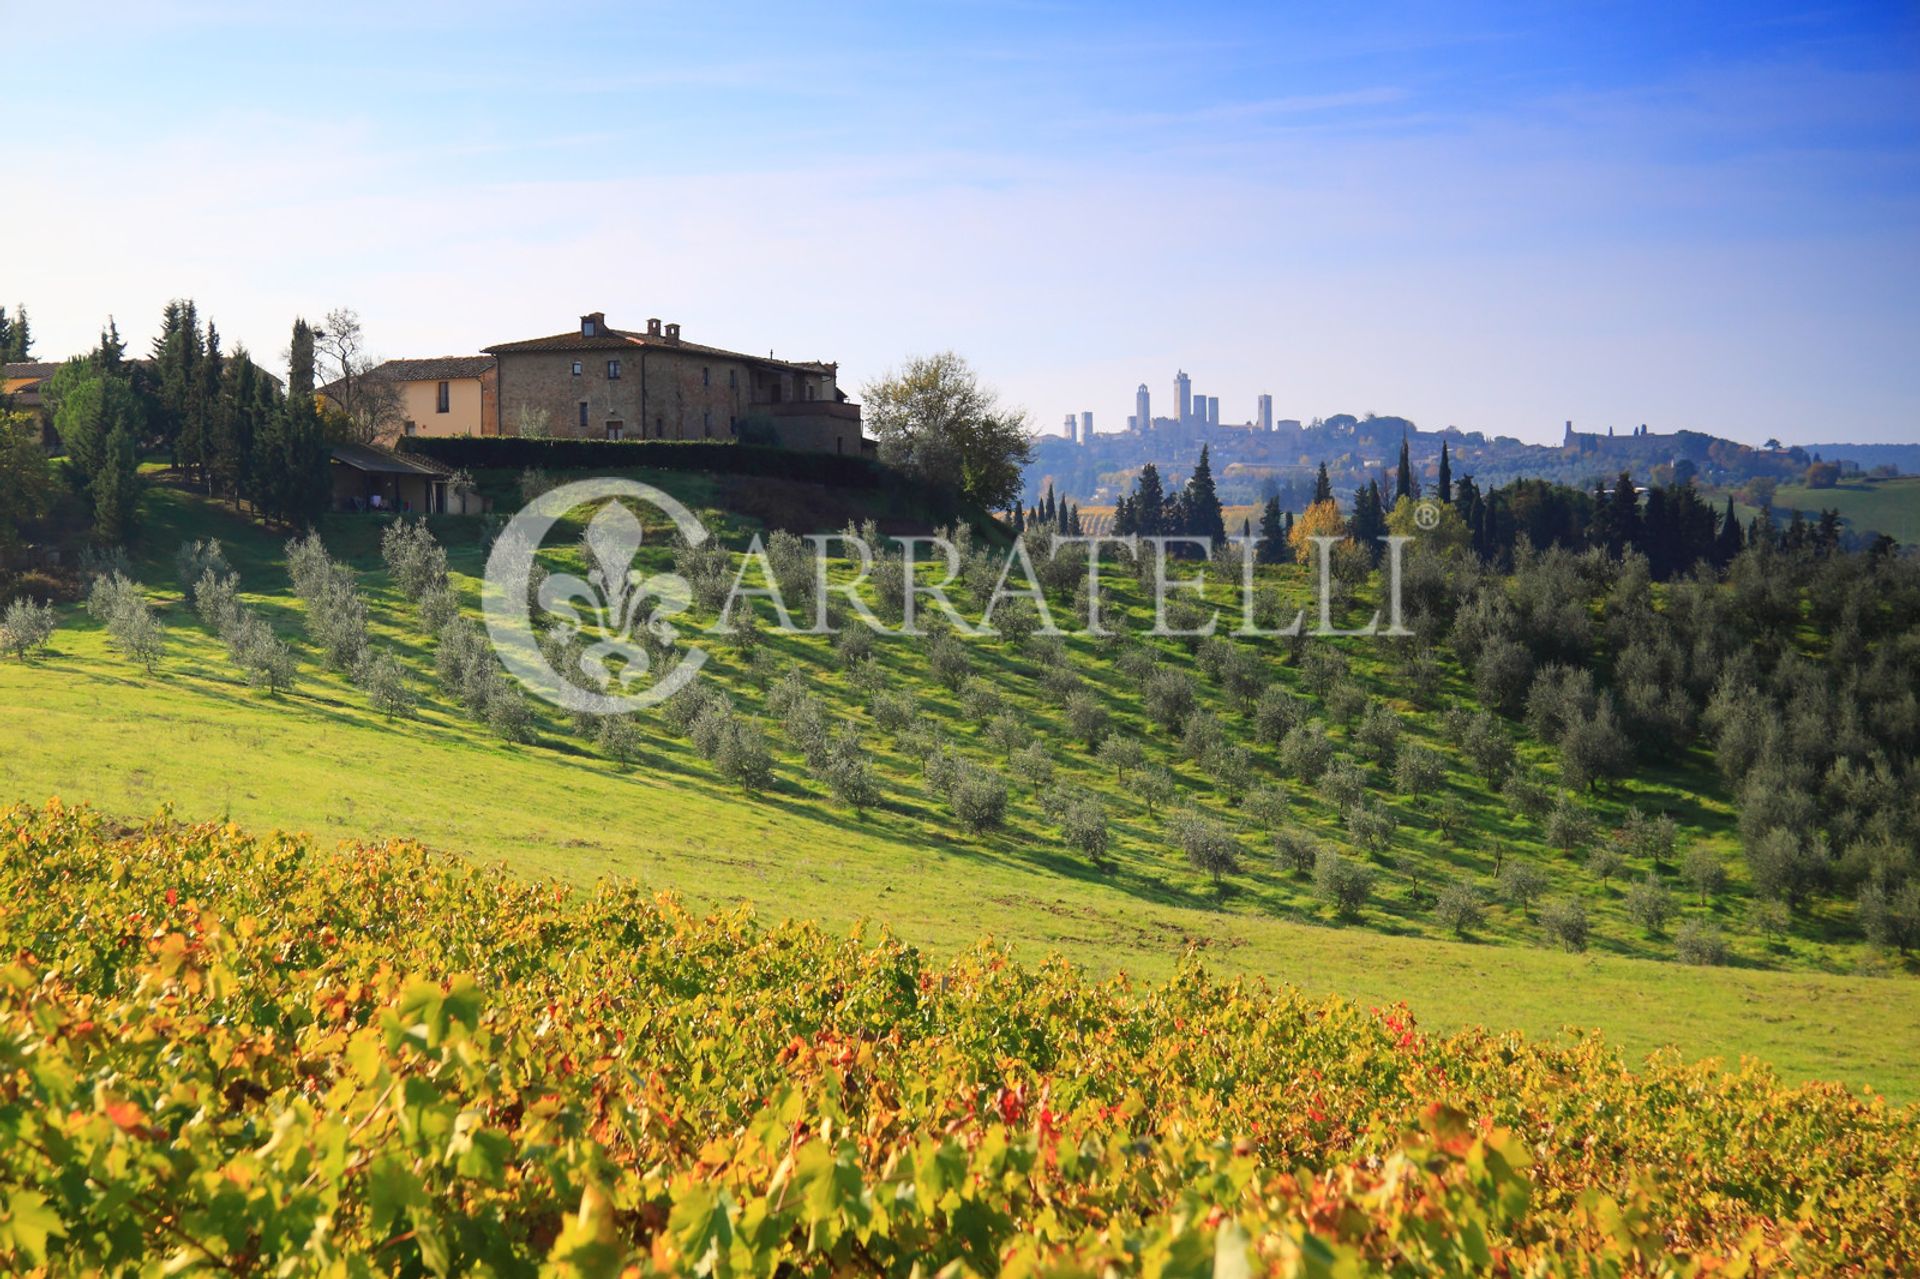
[1, 801, 1913, 1274]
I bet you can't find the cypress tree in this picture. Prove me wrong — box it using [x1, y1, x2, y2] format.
[1134, 464, 1166, 537]
[1713, 495, 1744, 567]
[1437, 441, 1452, 504]
[1395, 435, 1413, 503]
[1312, 462, 1333, 506]
[288, 318, 316, 402]
[1183, 444, 1226, 545]
[1257, 495, 1286, 564]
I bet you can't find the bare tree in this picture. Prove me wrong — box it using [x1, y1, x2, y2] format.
[314, 307, 403, 442]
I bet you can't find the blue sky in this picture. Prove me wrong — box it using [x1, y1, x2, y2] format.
[6, 1, 1917, 444]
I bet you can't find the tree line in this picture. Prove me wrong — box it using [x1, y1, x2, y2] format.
[38, 303, 351, 544]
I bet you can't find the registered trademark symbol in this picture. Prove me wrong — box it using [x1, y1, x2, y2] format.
[1415, 500, 1441, 530]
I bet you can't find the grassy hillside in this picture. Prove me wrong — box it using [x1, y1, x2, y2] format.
[1721, 474, 1920, 544]
[2, 476, 1916, 1099]
[1, 804, 1911, 1273]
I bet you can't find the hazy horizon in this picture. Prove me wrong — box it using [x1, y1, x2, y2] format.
[5, 0, 1917, 449]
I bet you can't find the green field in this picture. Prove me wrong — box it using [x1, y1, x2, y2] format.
[1723, 474, 1920, 545]
[2, 475, 1916, 1100]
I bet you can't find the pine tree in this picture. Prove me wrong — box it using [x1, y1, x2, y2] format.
[96, 319, 126, 372]
[1312, 462, 1333, 506]
[1437, 441, 1453, 504]
[1183, 444, 1226, 545]
[0, 305, 28, 362]
[1067, 503, 1083, 536]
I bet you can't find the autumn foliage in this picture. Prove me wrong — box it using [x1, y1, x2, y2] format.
[0, 801, 1913, 1275]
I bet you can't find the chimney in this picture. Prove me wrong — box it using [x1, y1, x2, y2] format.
[580, 312, 605, 337]
[646, 318, 663, 337]
[664, 322, 681, 343]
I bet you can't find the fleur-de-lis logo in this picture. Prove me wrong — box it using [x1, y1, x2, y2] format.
[536, 502, 694, 693]
[483, 478, 709, 713]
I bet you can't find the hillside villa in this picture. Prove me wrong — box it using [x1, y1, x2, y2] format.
[328, 312, 866, 457]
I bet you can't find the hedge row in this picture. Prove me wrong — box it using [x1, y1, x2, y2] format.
[395, 436, 887, 488]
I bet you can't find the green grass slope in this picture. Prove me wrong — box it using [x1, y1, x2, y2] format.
[1, 476, 1915, 1099]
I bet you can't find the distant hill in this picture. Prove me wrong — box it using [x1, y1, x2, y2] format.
[1023, 414, 1824, 509]
[1805, 442, 1920, 474]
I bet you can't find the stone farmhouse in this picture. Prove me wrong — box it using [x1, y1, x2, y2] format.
[335, 312, 866, 457]
[484, 312, 864, 456]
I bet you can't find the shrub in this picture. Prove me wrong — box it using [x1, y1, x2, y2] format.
[1435, 883, 1485, 937]
[1461, 712, 1516, 781]
[1096, 734, 1144, 779]
[1142, 669, 1196, 732]
[1353, 703, 1402, 767]
[1010, 741, 1054, 790]
[381, 520, 449, 603]
[1279, 722, 1333, 784]
[1065, 692, 1110, 749]
[97, 578, 165, 673]
[1313, 849, 1374, 917]
[868, 689, 917, 734]
[1501, 773, 1549, 821]
[1180, 709, 1225, 763]
[418, 584, 460, 635]
[1345, 802, 1397, 855]
[1539, 897, 1590, 951]
[483, 680, 536, 744]
[1137, 765, 1175, 816]
[711, 714, 775, 792]
[947, 764, 1009, 834]
[1499, 861, 1550, 918]
[1681, 846, 1728, 904]
[1320, 757, 1367, 810]
[1746, 827, 1825, 907]
[0, 597, 56, 661]
[1544, 794, 1595, 856]
[1057, 793, 1110, 865]
[193, 568, 241, 636]
[835, 625, 875, 669]
[1624, 873, 1673, 935]
[927, 632, 972, 691]
[1167, 812, 1242, 886]
[1251, 685, 1304, 745]
[595, 713, 643, 766]
[1674, 919, 1730, 966]
[84, 571, 139, 627]
[1393, 745, 1444, 801]
[1586, 845, 1626, 884]
[355, 648, 417, 721]
[1272, 828, 1320, 877]
[175, 539, 231, 607]
[817, 727, 879, 813]
[1242, 785, 1289, 830]
[397, 435, 887, 487]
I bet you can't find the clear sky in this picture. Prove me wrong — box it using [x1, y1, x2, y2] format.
[6, 1, 1917, 445]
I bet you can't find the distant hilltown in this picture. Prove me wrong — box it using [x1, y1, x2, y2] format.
[1029, 368, 1920, 511]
